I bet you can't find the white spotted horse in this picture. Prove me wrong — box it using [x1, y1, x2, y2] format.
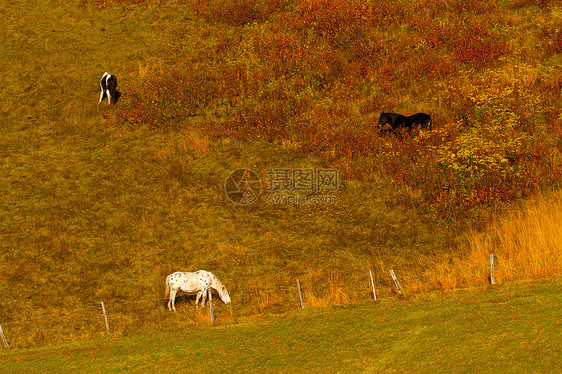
[165, 270, 231, 311]
[378, 112, 432, 135]
[99, 72, 119, 105]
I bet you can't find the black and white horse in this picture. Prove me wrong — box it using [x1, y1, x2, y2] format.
[99, 72, 118, 105]
[378, 112, 432, 134]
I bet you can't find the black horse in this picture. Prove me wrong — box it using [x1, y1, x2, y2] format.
[378, 112, 431, 134]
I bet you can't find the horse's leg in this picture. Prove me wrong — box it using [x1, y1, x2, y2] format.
[168, 289, 173, 311]
[166, 287, 171, 311]
[200, 289, 208, 308]
[195, 291, 202, 307]
[169, 289, 177, 311]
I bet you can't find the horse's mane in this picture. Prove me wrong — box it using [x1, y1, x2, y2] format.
[208, 271, 224, 289]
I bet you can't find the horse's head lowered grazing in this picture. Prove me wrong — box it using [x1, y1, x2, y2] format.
[213, 277, 231, 304]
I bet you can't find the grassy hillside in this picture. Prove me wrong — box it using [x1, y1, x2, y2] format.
[1, 279, 560, 373]
[0, 0, 561, 347]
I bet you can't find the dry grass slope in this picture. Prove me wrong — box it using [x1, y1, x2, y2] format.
[0, 0, 560, 347]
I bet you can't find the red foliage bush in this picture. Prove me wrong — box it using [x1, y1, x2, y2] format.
[294, 0, 376, 47]
[414, 19, 508, 67]
[510, 0, 555, 8]
[205, 0, 270, 26]
[453, 23, 509, 66]
[114, 0, 561, 214]
[541, 25, 562, 56]
[117, 65, 219, 128]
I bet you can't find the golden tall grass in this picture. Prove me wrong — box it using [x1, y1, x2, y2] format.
[428, 191, 562, 290]
[301, 270, 354, 307]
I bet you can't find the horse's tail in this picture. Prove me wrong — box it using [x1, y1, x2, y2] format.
[164, 276, 170, 303]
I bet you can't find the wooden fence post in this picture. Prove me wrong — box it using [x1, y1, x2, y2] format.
[0, 324, 9, 348]
[369, 270, 377, 301]
[389, 269, 402, 294]
[208, 289, 215, 323]
[490, 254, 495, 285]
[296, 279, 304, 309]
[101, 301, 111, 335]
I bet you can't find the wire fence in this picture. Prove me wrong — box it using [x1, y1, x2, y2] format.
[0, 258, 497, 348]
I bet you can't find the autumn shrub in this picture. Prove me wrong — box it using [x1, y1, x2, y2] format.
[203, 0, 271, 26]
[453, 23, 509, 66]
[541, 25, 562, 56]
[435, 129, 529, 202]
[116, 0, 561, 215]
[413, 16, 508, 67]
[405, 54, 457, 82]
[510, 0, 556, 8]
[295, 0, 372, 43]
[119, 63, 223, 128]
[422, 74, 559, 206]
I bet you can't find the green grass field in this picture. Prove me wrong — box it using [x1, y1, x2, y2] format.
[1, 0, 561, 360]
[1, 278, 560, 373]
